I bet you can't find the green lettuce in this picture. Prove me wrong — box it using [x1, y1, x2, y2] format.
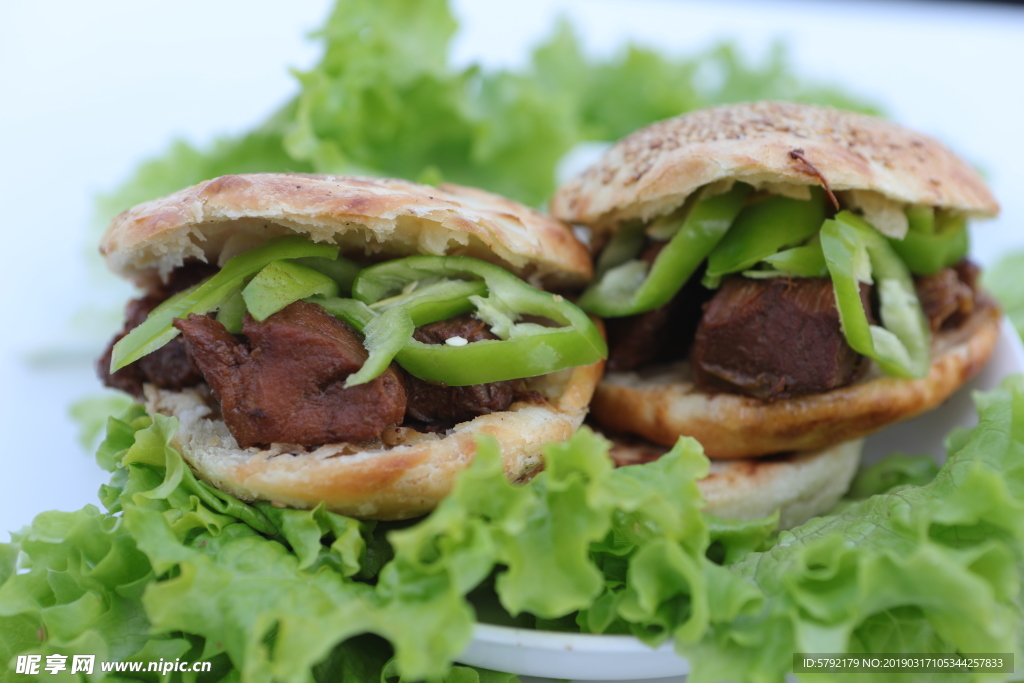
[10, 379, 1024, 682]
[1, 407, 511, 683]
[682, 379, 1024, 683]
[845, 453, 940, 500]
[985, 252, 1024, 339]
[95, 0, 879, 226]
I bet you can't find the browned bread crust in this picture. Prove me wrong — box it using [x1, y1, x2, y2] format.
[608, 434, 863, 529]
[551, 101, 998, 234]
[592, 299, 1000, 459]
[102, 173, 592, 289]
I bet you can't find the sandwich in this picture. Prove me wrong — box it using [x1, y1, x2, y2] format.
[98, 173, 606, 520]
[551, 101, 1001, 524]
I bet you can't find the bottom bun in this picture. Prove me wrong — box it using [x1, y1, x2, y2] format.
[607, 434, 863, 529]
[593, 298, 1000, 458]
[144, 361, 603, 520]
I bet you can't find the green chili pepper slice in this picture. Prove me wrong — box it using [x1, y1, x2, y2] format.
[242, 260, 340, 321]
[110, 235, 339, 372]
[344, 306, 415, 388]
[593, 221, 647, 279]
[577, 184, 749, 317]
[369, 279, 488, 327]
[314, 297, 376, 329]
[889, 208, 968, 276]
[703, 188, 826, 287]
[890, 227, 968, 276]
[745, 240, 828, 279]
[217, 289, 247, 334]
[310, 298, 414, 387]
[350, 255, 606, 385]
[906, 205, 936, 235]
[319, 290, 605, 387]
[821, 211, 931, 378]
[394, 330, 589, 385]
[294, 255, 362, 294]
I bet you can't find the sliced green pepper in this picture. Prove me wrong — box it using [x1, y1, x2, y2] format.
[350, 255, 606, 385]
[310, 297, 414, 388]
[216, 288, 247, 334]
[745, 240, 828, 279]
[343, 306, 415, 388]
[242, 260, 339, 321]
[577, 184, 749, 317]
[321, 289, 604, 386]
[821, 211, 930, 378]
[593, 221, 647, 279]
[314, 296, 376, 329]
[890, 227, 968, 276]
[295, 255, 361, 294]
[889, 208, 968, 276]
[703, 188, 826, 287]
[394, 331, 589, 385]
[110, 235, 339, 371]
[369, 279, 488, 327]
[905, 205, 936, 235]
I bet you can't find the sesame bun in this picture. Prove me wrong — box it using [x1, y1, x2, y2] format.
[551, 101, 998, 237]
[553, 101, 1001, 460]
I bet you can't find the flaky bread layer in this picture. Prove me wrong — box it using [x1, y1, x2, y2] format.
[102, 174, 592, 290]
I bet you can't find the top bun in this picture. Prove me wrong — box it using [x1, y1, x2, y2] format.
[101, 174, 592, 289]
[551, 101, 999, 233]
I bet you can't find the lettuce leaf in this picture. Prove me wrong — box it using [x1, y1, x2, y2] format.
[2, 409, 513, 683]
[6, 404, 719, 681]
[682, 378, 1024, 683]
[8, 380, 1024, 682]
[845, 453, 940, 500]
[985, 252, 1024, 340]
[0, 505, 201, 683]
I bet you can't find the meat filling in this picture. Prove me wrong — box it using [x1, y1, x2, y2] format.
[100, 262, 529, 444]
[174, 301, 406, 448]
[605, 240, 712, 372]
[100, 263, 217, 397]
[606, 276, 711, 372]
[404, 314, 521, 427]
[691, 277, 868, 401]
[915, 260, 979, 332]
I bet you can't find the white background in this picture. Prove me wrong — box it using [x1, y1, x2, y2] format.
[1, 3, 1023, 677]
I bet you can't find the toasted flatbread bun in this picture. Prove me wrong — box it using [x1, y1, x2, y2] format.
[551, 101, 998, 235]
[554, 102, 1000, 459]
[102, 173, 591, 289]
[145, 362, 602, 520]
[102, 174, 603, 519]
[607, 432, 863, 529]
[593, 298, 1000, 459]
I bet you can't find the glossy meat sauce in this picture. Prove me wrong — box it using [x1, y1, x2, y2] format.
[174, 301, 407, 447]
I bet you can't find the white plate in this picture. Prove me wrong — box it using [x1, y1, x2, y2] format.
[456, 319, 1024, 682]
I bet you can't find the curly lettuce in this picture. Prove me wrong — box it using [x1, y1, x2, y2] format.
[683, 379, 1024, 683]
[7, 379, 1024, 682]
[986, 253, 1024, 340]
